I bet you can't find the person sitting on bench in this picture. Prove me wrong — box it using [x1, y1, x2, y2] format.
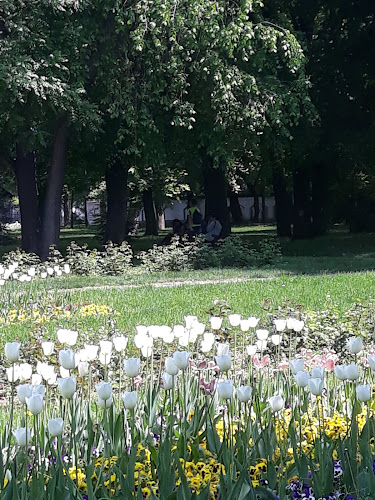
[205, 213, 222, 242]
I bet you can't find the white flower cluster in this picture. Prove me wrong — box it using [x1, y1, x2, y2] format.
[0, 262, 70, 286]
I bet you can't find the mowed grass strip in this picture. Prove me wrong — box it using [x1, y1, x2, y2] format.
[1, 271, 374, 343]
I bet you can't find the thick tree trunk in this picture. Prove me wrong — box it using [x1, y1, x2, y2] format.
[272, 167, 292, 237]
[202, 154, 231, 237]
[15, 143, 39, 254]
[105, 159, 128, 243]
[156, 204, 165, 230]
[292, 169, 313, 239]
[40, 118, 68, 260]
[229, 192, 243, 224]
[143, 188, 158, 236]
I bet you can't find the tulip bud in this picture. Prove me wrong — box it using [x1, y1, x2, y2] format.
[25, 394, 43, 415]
[19, 363, 32, 381]
[78, 362, 89, 377]
[216, 343, 230, 357]
[240, 319, 251, 332]
[256, 329, 269, 341]
[58, 377, 77, 399]
[41, 342, 54, 357]
[124, 358, 140, 378]
[215, 355, 231, 372]
[246, 345, 257, 356]
[48, 418, 64, 437]
[99, 340, 112, 355]
[271, 334, 283, 346]
[228, 314, 241, 327]
[368, 355, 375, 372]
[210, 317, 223, 330]
[356, 384, 371, 402]
[311, 366, 324, 380]
[99, 351, 112, 365]
[165, 357, 179, 376]
[217, 380, 234, 400]
[172, 351, 190, 370]
[122, 391, 137, 410]
[13, 427, 30, 447]
[184, 316, 198, 329]
[347, 337, 363, 355]
[274, 319, 286, 332]
[290, 359, 304, 375]
[6, 365, 20, 383]
[334, 365, 347, 381]
[269, 395, 284, 412]
[17, 384, 32, 404]
[113, 336, 128, 353]
[162, 372, 174, 390]
[295, 370, 309, 388]
[59, 350, 75, 370]
[346, 364, 359, 381]
[84, 344, 99, 361]
[57, 329, 78, 346]
[5, 342, 20, 363]
[236, 385, 252, 402]
[96, 381, 112, 401]
[308, 378, 323, 396]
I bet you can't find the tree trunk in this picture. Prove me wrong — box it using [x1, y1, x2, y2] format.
[229, 192, 243, 224]
[272, 167, 292, 237]
[84, 198, 89, 227]
[62, 189, 69, 227]
[202, 154, 231, 237]
[247, 184, 260, 223]
[143, 188, 158, 236]
[105, 159, 128, 244]
[292, 169, 313, 239]
[40, 118, 68, 260]
[15, 143, 39, 254]
[156, 204, 165, 230]
[261, 195, 267, 223]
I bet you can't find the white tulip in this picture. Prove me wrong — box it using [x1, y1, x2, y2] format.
[290, 359, 304, 375]
[311, 366, 324, 380]
[162, 372, 175, 390]
[48, 418, 64, 437]
[256, 340, 268, 351]
[17, 384, 32, 404]
[124, 358, 140, 378]
[286, 318, 296, 330]
[13, 427, 30, 447]
[25, 394, 43, 415]
[274, 319, 287, 332]
[122, 391, 137, 410]
[210, 317, 223, 330]
[6, 365, 20, 382]
[63, 264, 70, 274]
[57, 329, 78, 346]
[346, 364, 359, 381]
[59, 350, 75, 370]
[99, 351, 112, 365]
[41, 342, 54, 356]
[215, 355, 231, 372]
[308, 378, 323, 396]
[173, 325, 185, 338]
[217, 380, 234, 399]
[348, 337, 363, 355]
[141, 345, 153, 358]
[246, 345, 258, 356]
[216, 343, 230, 357]
[368, 355, 375, 372]
[236, 385, 252, 402]
[5, 342, 20, 363]
[59, 367, 70, 378]
[78, 362, 89, 377]
[201, 340, 214, 353]
[184, 316, 198, 329]
[40, 272, 47, 279]
[228, 314, 241, 327]
[96, 381, 112, 401]
[37, 362, 55, 382]
[248, 317, 260, 328]
[293, 320, 304, 332]
[271, 334, 282, 346]
[165, 357, 179, 376]
[240, 319, 251, 332]
[135, 325, 148, 336]
[19, 363, 32, 381]
[47, 267, 54, 275]
[84, 344, 99, 361]
[98, 395, 113, 409]
[99, 340, 112, 355]
[334, 365, 347, 381]
[356, 384, 371, 402]
[256, 329, 269, 341]
[173, 351, 190, 370]
[32, 385, 46, 397]
[269, 395, 284, 412]
[28, 268, 36, 277]
[192, 322, 206, 336]
[31, 374, 43, 386]
[58, 377, 77, 399]
[295, 370, 309, 388]
[161, 327, 175, 344]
